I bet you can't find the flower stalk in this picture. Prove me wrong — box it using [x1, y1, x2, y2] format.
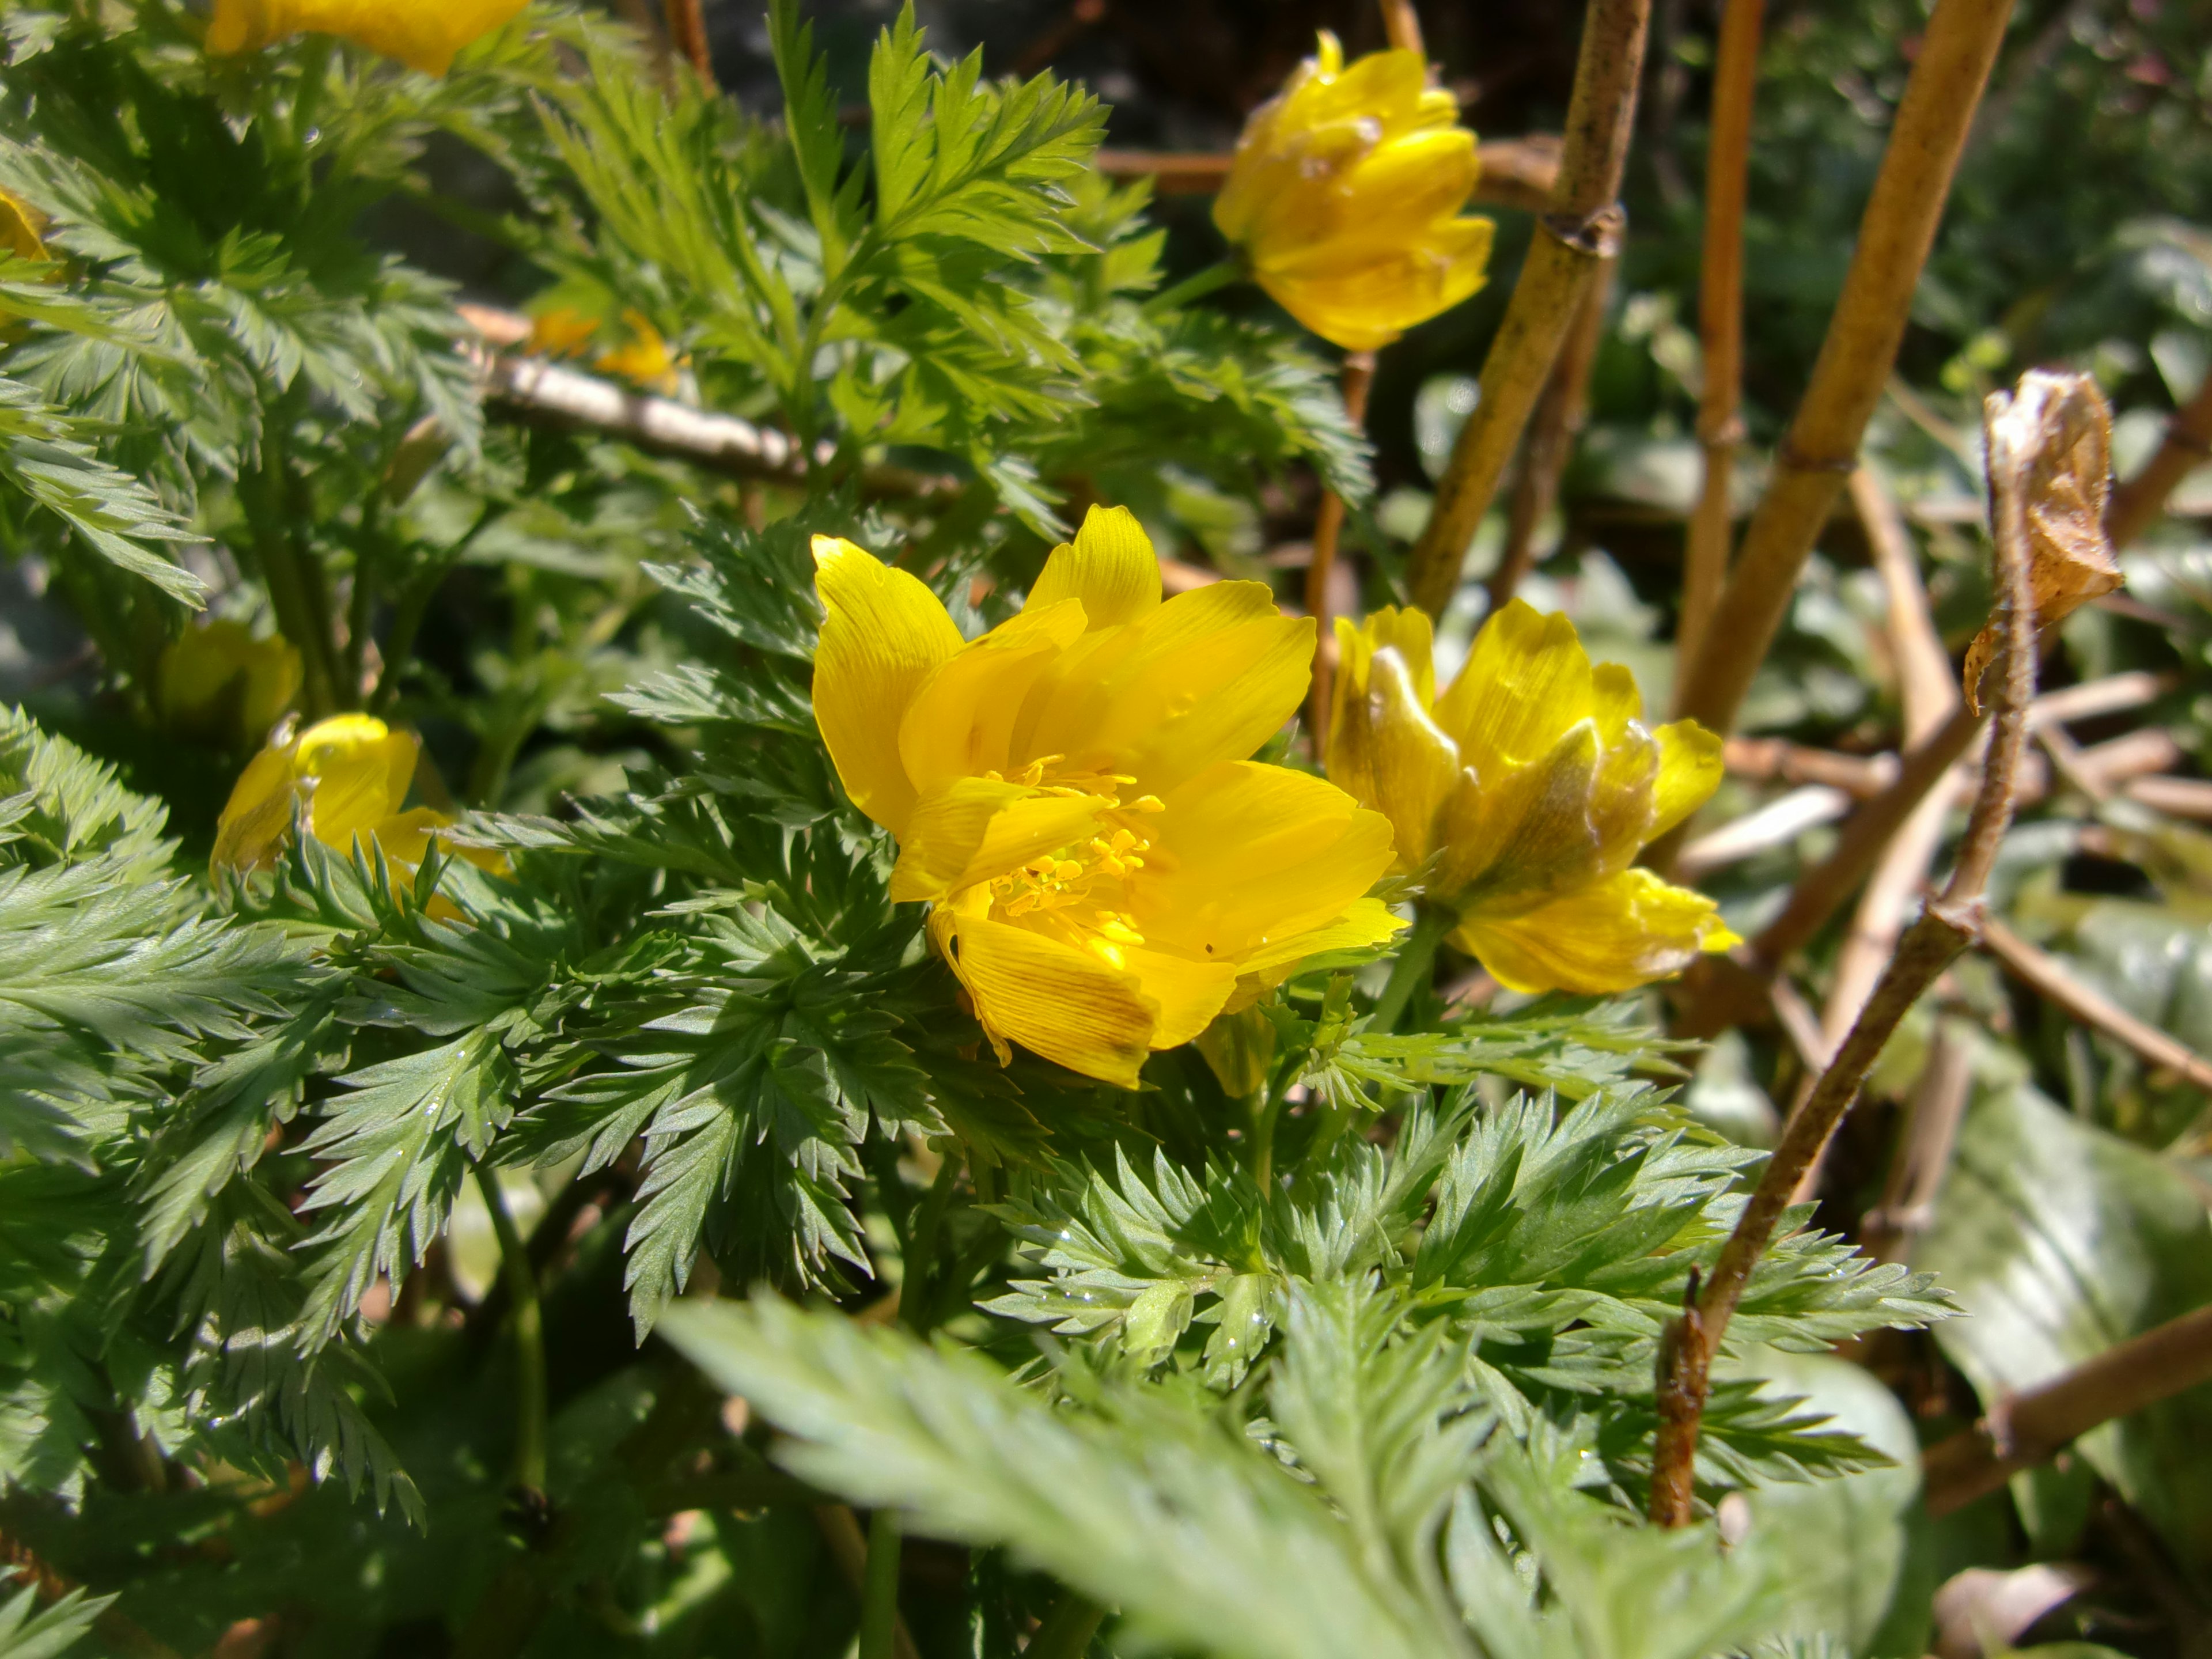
[1367, 903, 1454, 1035]
[474, 1165, 547, 1499]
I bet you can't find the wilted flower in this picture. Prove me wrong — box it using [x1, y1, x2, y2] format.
[1328, 603, 1734, 995]
[0, 188, 48, 262]
[205, 0, 527, 76]
[813, 506, 1400, 1088]
[213, 714, 502, 906]
[526, 305, 682, 394]
[158, 619, 301, 748]
[1213, 33, 1494, 353]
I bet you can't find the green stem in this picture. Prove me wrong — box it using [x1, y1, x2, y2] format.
[1028, 1590, 1106, 1659]
[475, 1164, 547, 1497]
[1140, 257, 1245, 319]
[241, 444, 338, 721]
[1248, 1089, 1282, 1192]
[903, 1146, 964, 1339]
[1367, 905, 1455, 1035]
[858, 1508, 903, 1659]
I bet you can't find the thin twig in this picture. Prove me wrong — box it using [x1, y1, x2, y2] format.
[1377, 0, 1424, 54]
[2107, 368, 2212, 550]
[1980, 916, 2212, 1103]
[1861, 1015, 1976, 1264]
[662, 0, 714, 84]
[1676, 0, 1766, 678]
[1308, 351, 1377, 749]
[1923, 1304, 2212, 1517]
[1404, 0, 1652, 616]
[1649, 374, 2043, 1527]
[1488, 267, 1612, 611]
[1671, 0, 2020, 738]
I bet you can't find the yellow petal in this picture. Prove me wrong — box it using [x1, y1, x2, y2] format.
[1434, 600, 1594, 779]
[211, 744, 301, 873]
[1435, 719, 1601, 911]
[1115, 946, 1242, 1050]
[206, 0, 527, 74]
[1326, 646, 1458, 872]
[1231, 894, 1405, 984]
[1256, 219, 1493, 352]
[944, 909, 1158, 1088]
[1013, 581, 1312, 794]
[898, 600, 1088, 798]
[1454, 869, 1737, 996]
[1132, 760, 1396, 963]
[0, 188, 48, 262]
[890, 778, 1105, 904]
[1650, 719, 1725, 839]
[296, 717, 419, 852]
[812, 535, 964, 837]
[157, 619, 301, 745]
[1028, 505, 1161, 630]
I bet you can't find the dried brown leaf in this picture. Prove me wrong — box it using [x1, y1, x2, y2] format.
[1964, 372, 2121, 712]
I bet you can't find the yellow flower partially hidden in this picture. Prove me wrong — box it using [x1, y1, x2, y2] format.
[0, 188, 49, 262]
[1213, 33, 1494, 353]
[1328, 603, 1735, 996]
[158, 619, 301, 748]
[526, 305, 682, 395]
[213, 715, 504, 910]
[813, 506, 1402, 1088]
[206, 0, 526, 75]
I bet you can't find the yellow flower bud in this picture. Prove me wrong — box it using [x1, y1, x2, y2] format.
[1328, 603, 1736, 995]
[526, 305, 683, 394]
[157, 619, 302, 748]
[812, 506, 1403, 1088]
[205, 0, 527, 77]
[1214, 34, 1494, 352]
[0, 188, 49, 263]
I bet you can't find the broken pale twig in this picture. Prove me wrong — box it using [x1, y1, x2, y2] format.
[1671, 0, 2021, 738]
[1922, 1304, 2212, 1517]
[1403, 0, 1652, 616]
[1676, 784, 1853, 877]
[1648, 370, 2050, 1528]
[1677, 0, 1767, 678]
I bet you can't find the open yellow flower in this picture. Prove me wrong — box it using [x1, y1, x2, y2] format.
[813, 506, 1400, 1088]
[1328, 603, 1734, 996]
[206, 0, 527, 76]
[1213, 33, 1494, 353]
[213, 715, 502, 907]
[158, 619, 301, 748]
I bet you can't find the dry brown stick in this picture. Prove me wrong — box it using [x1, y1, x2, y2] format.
[1488, 266, 1612, 612]
[1980, 916, 2212, 1100]
[1377, 0, 1424, 54]
[1676, 0, 1767, 679]
[1649, 375, 2042, 1528]
[1821, 467, 1963, 1045]
[662, 0, 714, 84]
[1671, 0, 2018, 738]
[1403, 0, 1652, 616]
[1923, 1304, 2212, 1517]
[2107, 369, 2212, 550]
[1861, 1015, 1976, 1264]
[1307, 353, 1377, 749]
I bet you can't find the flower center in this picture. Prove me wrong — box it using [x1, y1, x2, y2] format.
[973, 757, 1166, 953]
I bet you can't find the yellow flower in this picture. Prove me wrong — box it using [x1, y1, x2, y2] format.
[157, 619, 302, 748]
[0, 188, 48, 262]
[212, 715, 503, 908]
[205, 0, 527, 76]
[1328, 603, 1735, 996]
[527, 305, 682, 394]
[813, 506, 1402, 1088]
[1213, 33, 1494, 353]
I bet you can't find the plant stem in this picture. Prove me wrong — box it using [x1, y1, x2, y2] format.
[475, 1164, 547, 1498]
[1376, 0, 1423, 54]
[858, 1508, 903, 1659]
[1249, 1088, 1282, 1192]
[1141, 257, 1244, 318]
[1675, 0, 1766, 680]
[1404, 0, 1651, 616]
[1859, 1016, 1975, 1266]
[661, 0, 713, 83]
[1648, 372, 2042, 1527]
[240, 421, 340, 720]
[902, 1145, 964, 1338]
[1305, 350, 1376, 751]
[1671, 0, 2019, 739]
[1029, 1590, 1107, 1659]
[1981, 917, 2212, 1109]
[2107, 364, 2212, 549]
[1487, 267, 1611, 612]
[1369, 906, 1454, 1035]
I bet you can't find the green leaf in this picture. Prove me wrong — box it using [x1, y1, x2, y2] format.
[0, 1576, 110, 1659]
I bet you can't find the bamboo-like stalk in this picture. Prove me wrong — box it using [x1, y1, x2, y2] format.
[1488, 268, 1612, 612]
[1306, 353, 1377, 749]
[1649, 378, 2041, 1528]
[1675, 0, 1767, 680]
[1671, 0, 2019, 738]
[1403, 0, 1653, 617]
[2106, 368, 2212, 550]
[1377, 0, 1424, 54]
[662, 0, 714, 84]
[1922, 1304, 2212, 1517]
